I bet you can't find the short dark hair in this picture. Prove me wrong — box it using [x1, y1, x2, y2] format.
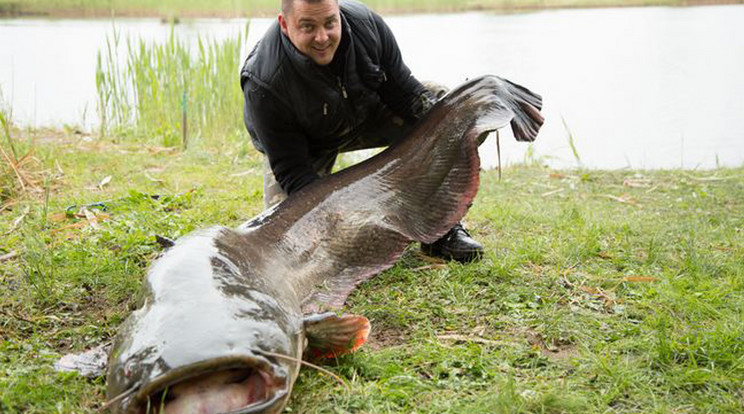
[281, 0, 338, 16]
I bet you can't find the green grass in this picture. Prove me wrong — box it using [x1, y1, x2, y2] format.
[1, 0, 741, 18]
[1, 129, 742, 413]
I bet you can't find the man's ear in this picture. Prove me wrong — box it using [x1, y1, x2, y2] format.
[278, 14, 289, 36]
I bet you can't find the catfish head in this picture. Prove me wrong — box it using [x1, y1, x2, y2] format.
[106, 227, 369, 414]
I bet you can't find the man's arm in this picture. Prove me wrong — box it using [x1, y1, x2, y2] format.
[370, 11, 435, 123]
[243, 83, 318, 195]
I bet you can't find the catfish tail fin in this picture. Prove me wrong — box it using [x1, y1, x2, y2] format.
[382, 75, 545, 243]
[502, 78, 544, 142]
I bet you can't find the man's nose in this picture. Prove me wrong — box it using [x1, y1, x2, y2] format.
[314, 28, 329, 43]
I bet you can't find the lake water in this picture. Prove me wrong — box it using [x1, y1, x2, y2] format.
[1, 5, 743, 169]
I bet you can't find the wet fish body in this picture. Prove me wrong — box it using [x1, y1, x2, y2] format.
[106, 75, 543, 414]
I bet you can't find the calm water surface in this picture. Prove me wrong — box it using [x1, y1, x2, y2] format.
[1, 5, 743, 169]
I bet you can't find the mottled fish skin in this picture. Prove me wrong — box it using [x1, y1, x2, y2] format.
[106, 75, 543, 414]
[237, 75, 543, 313]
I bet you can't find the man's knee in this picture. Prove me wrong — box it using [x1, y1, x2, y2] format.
[262, 158, 288, 210]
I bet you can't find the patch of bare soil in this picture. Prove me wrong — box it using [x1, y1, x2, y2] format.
[366, 324, 409, 351]
[524, 329, 579, 361]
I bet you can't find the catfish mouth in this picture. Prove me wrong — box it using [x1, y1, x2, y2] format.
[130, 358, 288, 414]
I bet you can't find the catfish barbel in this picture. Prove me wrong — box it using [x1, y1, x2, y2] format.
[105, 75, 543, 414]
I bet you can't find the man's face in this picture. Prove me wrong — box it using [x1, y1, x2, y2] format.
[278, 0, 342, 66]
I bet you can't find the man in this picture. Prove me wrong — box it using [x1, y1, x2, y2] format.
[240, 0, 483, 262]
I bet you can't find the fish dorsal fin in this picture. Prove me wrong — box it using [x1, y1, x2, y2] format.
[303, 313, 370, 360]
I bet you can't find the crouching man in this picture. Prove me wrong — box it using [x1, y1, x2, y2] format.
[240, 0, 483, 262]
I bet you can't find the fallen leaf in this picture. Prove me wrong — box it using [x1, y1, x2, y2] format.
[81, 207, 100, 230]
[579, 286, 599, 295]
[98, 175, 112, 190]
[49, 212, 69, 222]
[49, 210, 110, 234]
[579, 286, 617, 308]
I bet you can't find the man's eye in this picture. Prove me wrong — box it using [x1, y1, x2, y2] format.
[301, 24, 314, 32]
[324, 21, 336, 30]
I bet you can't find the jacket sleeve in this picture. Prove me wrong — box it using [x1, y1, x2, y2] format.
[243, 81, 319, 195]
[370, 11, 435, 123]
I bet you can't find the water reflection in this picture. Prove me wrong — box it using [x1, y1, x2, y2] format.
[1, 5, 743, 169]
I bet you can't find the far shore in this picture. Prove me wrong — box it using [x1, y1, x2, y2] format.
[0, 0, 742, 19]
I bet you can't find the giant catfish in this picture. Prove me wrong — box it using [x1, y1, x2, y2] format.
[104, 75, 543, 414]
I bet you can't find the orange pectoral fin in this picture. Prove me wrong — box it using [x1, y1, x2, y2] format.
[303, 313, 370, 360]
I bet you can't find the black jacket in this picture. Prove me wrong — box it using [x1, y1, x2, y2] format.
[240, 0, 431, 195]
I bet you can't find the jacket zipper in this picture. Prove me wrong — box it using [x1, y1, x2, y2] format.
[323, 77, 348, 117]
[335, 75, 353, 133]
[336, 76, 348, 99]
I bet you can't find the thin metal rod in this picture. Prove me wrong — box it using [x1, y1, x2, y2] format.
[496, 130, 502, 180]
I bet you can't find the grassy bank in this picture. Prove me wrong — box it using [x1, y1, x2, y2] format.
[1, 127, 742, 413]
[2, 0, 743, 18]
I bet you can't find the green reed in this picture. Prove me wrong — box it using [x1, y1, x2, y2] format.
[0, 90, 16, 202]
[0, 89, 14, 159]
[96, 24, 248, 147]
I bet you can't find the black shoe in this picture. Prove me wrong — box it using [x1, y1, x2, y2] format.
[421, 223, 484, 263]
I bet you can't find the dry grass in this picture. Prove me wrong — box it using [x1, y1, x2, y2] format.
[0, 108, 66, 213]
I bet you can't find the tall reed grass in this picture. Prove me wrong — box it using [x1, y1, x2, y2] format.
[0, 89, 16, 203]
[96, 24, 248, 148]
